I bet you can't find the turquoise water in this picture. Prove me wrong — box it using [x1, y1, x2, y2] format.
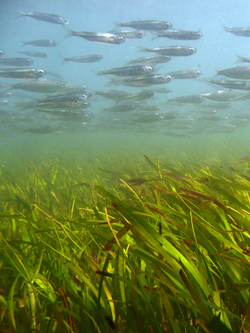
[1, 0, 250, 171]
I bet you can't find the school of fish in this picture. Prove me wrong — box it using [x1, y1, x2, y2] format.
[1, 9, 250, 136]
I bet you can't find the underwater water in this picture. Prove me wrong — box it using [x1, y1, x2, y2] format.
[3, 2, 250, 332]
[1, 0, 250, 170]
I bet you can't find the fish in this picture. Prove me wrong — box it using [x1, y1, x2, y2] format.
[61, 86, 88, 95]
[37, 104, 91, 114]
[109, 29, 145, 39]
[24, 126, 58, 134]
[11, 78, 71, 93]
[223, 25, 250, 37]
[37, 93, 89, 105]
[143, 87, 172, 93]
[152, 29, 203, 40]
[16, 10, 69, 25]
[169, 95, 203, 104]
[0, 68, 46, 79]
[201, 90, 239, 101]
[0, 51, 4, 57]
[235, 55, 250, 63]
[18, 50, 48, 58]
[50, 91, 92, 100]
[103, 102, 141, 112]
[0, 57, 34, 66]
[139, 105, 161, 111]
[94, 89, 132, 100]
[22, 40, 58, 47]
[61, 55, 103, 64]
[216, 65, 250, 79]
[34, 100, 90, 111]
[140, 45, 197, 56]
[118, 91, 154, 102]
[97, 65, 154, 76]
[210, 79, 250, 90]
[133, 113, 164, 123]
[65, 29, 125, 44]
[110, 74, 173, 87]
[202, 102, 231, 109]
[127, 55, 171, 65]
[167, 70, 202, 79]
[116, 20, 173, 31]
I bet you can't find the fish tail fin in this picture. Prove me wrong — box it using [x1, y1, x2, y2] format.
[63, 27, 73, 39]
[115, 21, 123, 27]
[14, 7, 27, 19]
[220, 23, 228, 34]
[95, 70, 105, 75]
[213, 66, 219, 76]
[11, 4, 26, 19]
[138, 46, 149, 52]
[21, 41, 27, 47]
[235, 54, 245, 64]
[150, 32, 158, 41]
[59, 55, 66, 65]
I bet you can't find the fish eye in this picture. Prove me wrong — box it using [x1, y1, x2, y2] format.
[197, 71, 202, 75]
[197, 32, 202, 38]
[189, 47, 195, 53]
[64, 19, 69, 24]
[38, 69, 45, 74]
[119, 36, 124, 41]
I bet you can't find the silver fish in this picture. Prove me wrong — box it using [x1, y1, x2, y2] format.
[65, 30, 125, 44]
[152, 29, 203, 40]
[22, 40, 58, 47]
[235, 55, 250, 63]
[116, 20, 172, 31]
[0, 68, 46, 79]
[0, 57, 33, 66]
[201, 90, 239, 101]
[127, 55, 171, 65]
[11, 78, 70, 93]
[119, 91, 154, 102]
[169, 95, 203, 104]
[140, 45, 197, 56]
[94, 89, 131, 100]
[103, 102, 141, 112]
[223, 25, 250, 37]
[210, 79, 250, 90]
[110, 74, 172, 87]
[109, 29, 144, 39]
[217, 66, 250, 79]
[202, 102, 231, 109]
[16, 10, 69, 25]
[61, 55, 103, 64]
[18, 50, 48, 58]
[97, 65, 154, 76]
[167, 70, 201, 79]
[143, 87, 172, 94]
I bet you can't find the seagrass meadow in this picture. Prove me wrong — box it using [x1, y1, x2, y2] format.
[2, 153, 250, 332]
